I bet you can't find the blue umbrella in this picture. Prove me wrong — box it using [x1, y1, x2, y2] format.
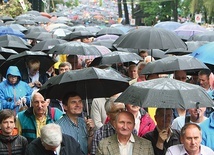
[0, 26, 25, 38]
[154, 21, 182, 31]
[191, 42, 214, 65]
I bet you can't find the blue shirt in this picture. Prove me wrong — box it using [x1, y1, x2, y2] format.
[56, 115, 88, 155]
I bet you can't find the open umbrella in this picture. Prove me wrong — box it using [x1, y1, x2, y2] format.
[91, 39, 116, 50]
[115, 78, 214, 109]
[191, 31, 214, 42]
[25, 32, 57, 41]
[0, 47, 18, 59]
[8, 24, 28, 32]
[96, 27, 125, 36]
[0, 51, 56, 78]
[0, 26, 25, 38]
[165, 48, 192, 55]
[48, 41, 104, 56]
[141, 55, 209, 75]
[31, 39, 67, 52]
[89, 51, 142, 66]
[154, 21, 182, 31]
[116, 27, 187, 50]
[185, 41, 209, 52]
[62, 31, 95, 41]
[39, 67, 129, 116]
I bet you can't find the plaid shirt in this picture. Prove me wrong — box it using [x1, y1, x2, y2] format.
[91, 122, 115, 155]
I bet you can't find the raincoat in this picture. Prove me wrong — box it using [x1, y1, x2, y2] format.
[0, 66, 32, 114]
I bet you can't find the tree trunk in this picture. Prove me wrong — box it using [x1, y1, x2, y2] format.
[123, 0, 130, 24]
[117, 0, 123, 18]
[172, 0, 178, 22]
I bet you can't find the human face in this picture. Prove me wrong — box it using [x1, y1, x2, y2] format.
[128, 66, 138, 79]
[188, 107, 206, 121]
[32, 93, 49, 116]
[181, 125, 201, 154]
[8, 75, 18, 85]
[155, 109, 172, 130]
[174, 70, 187, 82]
[59, 66, 70, 74]
[115, 112, 135, 137]
[29, 68, 39, 76]
[107, 103, 125, 121]
[198, 74, 210, 90]
[63, 96, 83, 116]
[0, 116, 15, 136]
[126, 104, 140, 113]
[139, 52, 148, 60]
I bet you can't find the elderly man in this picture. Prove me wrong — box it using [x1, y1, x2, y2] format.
[143, 108, 181, 155]
[91, 95, 125, 155]
[96, 111, 154, 155]
[166, 123, 214, 155]
[16, 91, 63, 143]
[56, 92, 95, 155]
[25, 123, 83, 155]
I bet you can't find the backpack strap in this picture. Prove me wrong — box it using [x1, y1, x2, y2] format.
[50, 107, 55, 121]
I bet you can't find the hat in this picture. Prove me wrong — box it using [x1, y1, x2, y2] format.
[41, 124, 62, 147]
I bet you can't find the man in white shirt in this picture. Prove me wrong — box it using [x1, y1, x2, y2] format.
[166, 123, 214, 155]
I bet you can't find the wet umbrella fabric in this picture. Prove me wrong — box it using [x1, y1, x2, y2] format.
[141, 55, 209, 75]
[25, 32, 57, 41]
[0, 26, 25, 38]
[96, 27, 125, 36]
[48, 41, 103, 56]
[115, 78, 214, 109]
[165, 48, 192, 55]
[31, 39, 67, 52]
[116, 27, 187, 50]
[0, 51, 56, 78]
[191, 31, 214, 42]
[63, 31, 95, 41]
[0, 47, 18, 59]
[39, 67, 129, 100]
[154, 21, 182, 31]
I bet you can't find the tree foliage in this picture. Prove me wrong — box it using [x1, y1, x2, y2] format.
[0, 0, 31, 18]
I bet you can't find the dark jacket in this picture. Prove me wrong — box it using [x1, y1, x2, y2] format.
[143, 127, 181, 155]
[0, 128, 28, 155]
[18, 106, 63, 143]
[25, 134, 84, 155]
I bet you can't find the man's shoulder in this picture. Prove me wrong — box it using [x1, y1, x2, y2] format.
[134, 135, 152, 144]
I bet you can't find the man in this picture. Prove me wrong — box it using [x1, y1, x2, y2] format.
[199, 111, 214, 150]
[58, 62, 72, 75]
[16, 91, 63, 143]
[0, 66, 32, 114]
[143, 108, 181, 155]
[198, 69, 214, 117]
[172, 107, 207, 131]
[128, 64, 139, 80]
[56, 92, 95, 155]
[139, 50, 148, 60]
[0, 109, 28, 155]
[91, 96, 125, 155]
[25, 123, 83, 155]
[166, 123, 214, 155]
[96, 111, 154, 155]
[67, 55, 83, 70]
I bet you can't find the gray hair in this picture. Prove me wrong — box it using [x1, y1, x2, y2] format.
[59, 61, 72, 70]
[41, 123, 62, 147]
[180, 123, 202, 137]
[104, 96, 124, 113]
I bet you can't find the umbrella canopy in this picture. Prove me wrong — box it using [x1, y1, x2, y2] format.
[15, 19, 36, 26]
[154, 21, 182, 31]
[25, 26, 47, 35]
[115, 78, 214, 109]
[165, 48, 192, 55]
[185, 41, 209, 52]
[96, 27, 125, 36]
[116, 27, 187, 50]
[174, 23, 208, 40]
[0, 26, 25, 38]
[91, 39, 116, 50]
[0, 47, 18, 59]
[95, 34, 119, 41]
[191, 31, 214, 42]
[25, 32, 57, 41]
[50, 28, 72, 38]
[190, 42, 214, 72]
[90, 51, 142, 66]
[141, 55, 209, 75]
[26, 10, 41, 16]
[31, 39, 67, 52]
[34, 16, 50, 24]
[63, 31, 95, 41]
[0, 35, 30, 52]
[7, 24, 28, 32]
[48, 41, 104, 56]
[39, 67, 129, 100]
[0, 51, 57, 77]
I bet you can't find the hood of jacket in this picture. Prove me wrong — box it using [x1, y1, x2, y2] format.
[0, 128, 19, 143]
[6, 66, 22, 85]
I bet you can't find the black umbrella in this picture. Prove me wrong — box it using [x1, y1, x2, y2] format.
[25, 32, 57, 41]
[25, 26, 47, 35]
[191, 31, 214, 42]
[34, 16, 50, 24]
[91, 40, 116, 50]
[63, 31, 95, 41]
[141, 55, 209, 75]
[96, 27, 125, 36]
[48, 41, 103, 56]
[116, 27, 187, 50]
[89, 51, 142, 66]
[8, 24, 28, 32]
[0, 47, 18, 59]
[31, 39, 67, 52]
[115, 78, 214, 109]
[39, 67, 129, 116]
[0, 54, 5, 66]
[26, 10, 41, 16]
[0, 51, 57, 77]
[15, 19, 36, 26]
[185, 41, 209, 53]
[165, 48, 192, 55]
[15, 14, 36, 21]
[0, 35, 30, 52]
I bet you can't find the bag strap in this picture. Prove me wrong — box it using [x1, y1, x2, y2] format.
[50, 107, 55, 121]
